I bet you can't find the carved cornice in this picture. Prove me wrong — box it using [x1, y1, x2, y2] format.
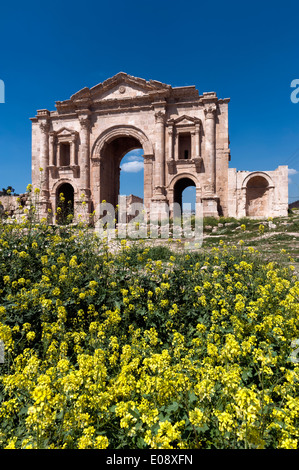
[143, 154, 154, 163]
[167, 157, 203, 174]
[49, 129, 79, 143]
[169, 114, 201, 126]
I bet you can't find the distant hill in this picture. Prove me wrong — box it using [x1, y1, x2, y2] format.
[289, 200, 299, 209]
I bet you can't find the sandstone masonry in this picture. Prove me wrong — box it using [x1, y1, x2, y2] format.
[30, 73, 288, 222]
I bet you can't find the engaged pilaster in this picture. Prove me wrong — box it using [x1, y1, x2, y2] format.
[77, 110, 91, 221]
[36, 110, 51, 220]
[201, 99, 219, 217]
[204, 103, 217, 194]
[78, 110, 91, 198]
[167, 122, 176, 174]
[152, 108, 166, 200]
[39, 119, 50, 197]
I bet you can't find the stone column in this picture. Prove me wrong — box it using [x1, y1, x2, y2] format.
[168, 124, 174, 161]
[78, 111, 91, 196]
[38, 119, 50, 219]
[191, 130, 196, 159]
[153, 109, 166, 198]
[204, 103, 217, 193]
[151, 107, 168, 222]
[195, 122, 201, 158]
[167, 123, 176, 174]
[201, 102, 219, 217]
[77, 111, 91, 222]
[39, 120, 50, 186]
[193, 122, 202, 172]
[49, 132, 55, 166]
[143, 154, 154, 210]
[70, 133, 77, 166]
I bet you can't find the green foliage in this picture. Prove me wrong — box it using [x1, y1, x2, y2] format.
[0, 221, 299, 449]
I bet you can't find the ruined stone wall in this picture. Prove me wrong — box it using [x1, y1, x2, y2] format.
[227, 166, 288, 218]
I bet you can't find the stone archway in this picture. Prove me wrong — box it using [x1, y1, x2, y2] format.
[56, 182, 74, 224]
[173, 177, 196, 211]
[91, 125, 154, 210]
[168, 173, 201, 217]
[92, 125, 154, 157]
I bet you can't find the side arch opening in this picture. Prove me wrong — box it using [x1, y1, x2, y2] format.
[56, 182, 74, 224]
[245, 175, 269, 217]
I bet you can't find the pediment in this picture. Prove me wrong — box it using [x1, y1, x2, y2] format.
[168, 115, 201, 127]
[55, 127, 77, 136]
[69, 72, 171, 103]
[94, 81, 153, 101]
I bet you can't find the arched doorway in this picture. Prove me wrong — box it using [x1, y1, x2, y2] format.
[56, 182, 74, 224]
[100, 135, 144, 208]
[173, 177, 196, 214]
[92, 125, 154, 216]
[246, 175, 269, 217]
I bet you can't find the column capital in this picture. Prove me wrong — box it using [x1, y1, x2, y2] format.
[152, 185, 166, 200]
[49, 131, 55, 142]
[71, 131, 79, 142]
[79, 117, 91, 131]
[39, 120, 50, 134]
[154, 110, 166, 124]
[204, 103, 217, 119]
[77, 109, 91, 130]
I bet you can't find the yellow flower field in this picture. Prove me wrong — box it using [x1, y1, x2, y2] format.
[0, 217, 299, 449]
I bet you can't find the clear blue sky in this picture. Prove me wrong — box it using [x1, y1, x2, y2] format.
[1, 0, 299, 203]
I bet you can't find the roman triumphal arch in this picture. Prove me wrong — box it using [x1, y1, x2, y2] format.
[30, 72, 288, 222]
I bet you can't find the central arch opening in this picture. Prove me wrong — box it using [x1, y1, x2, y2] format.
[101, 136, 144, 220]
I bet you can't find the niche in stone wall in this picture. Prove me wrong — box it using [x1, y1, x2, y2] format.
[178, 133, 192, 160]
[245, 175, 269, 217]
[60, 142, 71, 166]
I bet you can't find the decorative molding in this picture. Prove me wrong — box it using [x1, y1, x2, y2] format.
[79, 117, 91, 130]
[39, 121, 50, 134]
[154, 110, 166, 124]
[241, 171, 275, 190]
[143, 154, 154, 163]
[92, 124, 154, 158]
[168, 114, 201, 126]
[204, 103, 217, 119]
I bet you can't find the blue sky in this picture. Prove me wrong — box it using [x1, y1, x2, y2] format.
[0, 0, 299, 204]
